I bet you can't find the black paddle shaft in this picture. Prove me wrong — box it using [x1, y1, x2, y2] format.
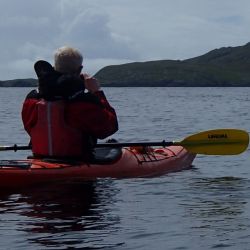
[2, 144, 31, 151]
[2, 141, 174, 151]
[96, 141, 174, 148]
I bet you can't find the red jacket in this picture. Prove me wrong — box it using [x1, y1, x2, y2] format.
[22, 89, 118, 159]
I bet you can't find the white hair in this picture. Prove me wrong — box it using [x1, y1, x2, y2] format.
[54, 46, 83, 74]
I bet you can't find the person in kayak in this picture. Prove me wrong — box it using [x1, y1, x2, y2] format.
[22, 46, 118, 160]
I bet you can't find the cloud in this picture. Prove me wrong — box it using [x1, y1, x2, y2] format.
[56, 6, 137, 60]
[101, 0, 250, 60]
[0, 0, 249, 79]
[0, 0, 139, 79]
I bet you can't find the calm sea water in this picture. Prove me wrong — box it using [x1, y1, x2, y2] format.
[0, 87, 250, 250]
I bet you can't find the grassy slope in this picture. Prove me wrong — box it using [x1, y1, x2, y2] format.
[95, 42, 250, 86]
[1, 42, 250, 87]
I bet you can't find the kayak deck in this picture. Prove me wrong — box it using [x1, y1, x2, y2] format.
[0, 146, 196, 188]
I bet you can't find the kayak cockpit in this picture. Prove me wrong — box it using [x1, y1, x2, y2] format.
[25, 146, 123, 165]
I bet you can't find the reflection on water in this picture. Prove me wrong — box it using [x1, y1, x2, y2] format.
[187, 176, 247, 217]
[179, 176, 250, 249]
[0, 180, 124, 249]
[1, 87, 250, 249]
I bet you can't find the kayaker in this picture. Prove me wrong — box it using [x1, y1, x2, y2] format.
[22, 46, 118, 160]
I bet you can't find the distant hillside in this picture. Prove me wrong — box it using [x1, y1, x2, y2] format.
[2, 43, 250, 87]
[0, 78, 37, 87]
[94, 42, 250, 86]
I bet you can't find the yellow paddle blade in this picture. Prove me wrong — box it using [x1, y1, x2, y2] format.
[175, 129, 249, 155]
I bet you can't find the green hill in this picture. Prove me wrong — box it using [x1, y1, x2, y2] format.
[94, 42, 250, 86]
[1, 42, 250, 87]
[0, 78, 37, 87]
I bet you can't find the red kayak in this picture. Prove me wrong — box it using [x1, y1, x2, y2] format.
[0, 146, 195, 189]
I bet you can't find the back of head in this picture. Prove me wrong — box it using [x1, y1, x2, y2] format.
[54, 46, 83, 74]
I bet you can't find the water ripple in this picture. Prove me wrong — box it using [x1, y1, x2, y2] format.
[0, 87, 250, 249]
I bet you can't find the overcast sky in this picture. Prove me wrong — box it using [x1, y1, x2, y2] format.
[0, 0, 250, 80]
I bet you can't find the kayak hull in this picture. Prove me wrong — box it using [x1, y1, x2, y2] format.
[0, 146, 195, 188]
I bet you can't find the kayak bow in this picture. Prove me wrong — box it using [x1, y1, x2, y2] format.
[0, 128, 248, 189]
[0, 146, 195, 188]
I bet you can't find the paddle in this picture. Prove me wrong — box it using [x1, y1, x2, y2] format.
[0, 129, 248, 155]
[96, 129, 249, 155]
[0, 145, 31, 151]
